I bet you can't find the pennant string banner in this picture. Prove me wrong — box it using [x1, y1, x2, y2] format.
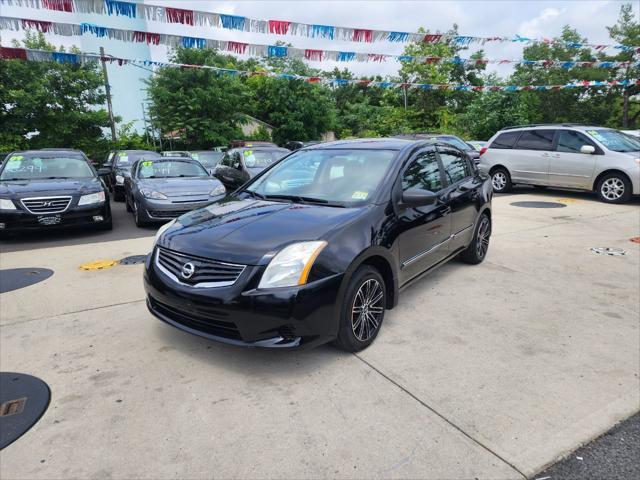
[1, 16, 638, 70]
[2, 46, 638, 93]
[1, 0, 639, 52]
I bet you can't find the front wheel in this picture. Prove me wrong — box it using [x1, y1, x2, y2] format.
[491, 168, 512, 194]
[460, 214, 491, 264]
[133, 201, 149, 227]
[596, 173, 632, 204]
[333, 266, 386, 352]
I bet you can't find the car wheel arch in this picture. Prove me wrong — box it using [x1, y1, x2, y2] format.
[592, 169, 632, 192]
[489, 164, 509, 176]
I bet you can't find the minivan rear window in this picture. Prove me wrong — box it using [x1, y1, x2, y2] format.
[514, 130, 555, 151]
[490, 131, 521, 149]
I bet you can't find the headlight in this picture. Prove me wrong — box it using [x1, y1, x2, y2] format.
[140, 189, 168, 200]
[153, 219, 176, 246]
[209, 184, 226, 197]
[0, 199, 17, 210]
[258, 241, 327, 289]
[115, 175, 125, 184]
[78, 191, 106, 206]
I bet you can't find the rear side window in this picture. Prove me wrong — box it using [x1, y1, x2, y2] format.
[490, 131, 521, 149]
[556, 130, 596, 153]
[514, 130, 556, 151]
[438, 148, 472, 184]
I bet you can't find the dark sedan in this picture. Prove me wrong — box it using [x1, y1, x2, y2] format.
[145, 138, 492, 351]
[214, 146, 290, 191]
[124, 157, 226, 227]
[0, 150, 111, 236]
[101, 150, 161, 201]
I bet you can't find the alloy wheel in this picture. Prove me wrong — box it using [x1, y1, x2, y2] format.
[492, 172, 507, 191]
[476, 216, 491, 259]
[351, 279, 384, 342]
[601, 178, 625, 201]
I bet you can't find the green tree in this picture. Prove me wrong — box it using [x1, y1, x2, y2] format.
[0, 32, 109, 158]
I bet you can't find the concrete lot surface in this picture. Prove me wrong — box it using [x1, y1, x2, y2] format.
[0, 191, 638, 479]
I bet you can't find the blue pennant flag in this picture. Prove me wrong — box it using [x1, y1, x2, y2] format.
[419, 84, 433, 91]
[565, 42, 582, 49]
[337, 51, 356, 62]
[377, 82, 393, 89]
[451, 57, 465, 65]
[311, 25, 335, 39]
[505, 85, 518, 91]
[278, 74, 296, 80]
[598, 61, 613, 68]
[219, 14, 246, 31]
[388, 32, 409, 42]
[521, 60, 536, 66]
[397, 55, 413, 62]
[535, 86, 547, 91]
[105, 0, 136, 18]
[52, 52, 78, 64]
[454, 36, 474, 45]
[182, 37, 206, 49]
[80, 23, 108, 37]
[332, 79, 349, 86]
[559, 61, 575, 69]
[268, 45, 288, 58]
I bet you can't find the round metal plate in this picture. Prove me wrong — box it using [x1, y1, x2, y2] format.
[119, 255, 148, 265]
[0, 268, 54, 294]
[590, 247, 626, 256]
[0, 372, 51, 450]
[511, 201, 567, 209]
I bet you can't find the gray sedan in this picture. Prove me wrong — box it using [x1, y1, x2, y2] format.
[124, 157, 226, 227]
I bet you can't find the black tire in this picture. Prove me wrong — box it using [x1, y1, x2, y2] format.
[491, 167, 512, 193]
[460, 214, 491, 265]
[99, 217, 113, 231]
[133, 201, 149, 227]
[333, 265, 386, 352]
[596, 172, 632, 204]
[125, 194, 132, 212]
[113, 189, 125, 202]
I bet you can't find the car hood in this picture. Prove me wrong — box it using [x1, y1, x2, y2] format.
[138, 177, 221, 196]
[160, 197, 363, 265]
[0, 177, 102, 198]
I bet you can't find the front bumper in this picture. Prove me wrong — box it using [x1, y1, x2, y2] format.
[0, 203, 110, 232]
[144, 248, 344, 348]
[140, 196, 222, 221]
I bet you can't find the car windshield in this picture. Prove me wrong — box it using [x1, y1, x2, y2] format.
[137, 160, 209, 179]
[586, 130, 640, 153]
[116, 151, 158, 166]
[0, 153, 94, 180]
[191, 151, 223, 167]
[245, 149, 396, 206]
[243, 149, 289, 169]
[441, 136, 473, 151]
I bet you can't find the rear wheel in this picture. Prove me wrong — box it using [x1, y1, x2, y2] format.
[334, 266, 386, 352]
[460, 214, 491, 264]
[596, 173, 632, 204]
[491, 168, 512, 193]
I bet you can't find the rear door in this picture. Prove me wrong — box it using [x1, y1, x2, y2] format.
[549, 130, 599, 189]
[510, 129, 556, 185]
[397, 147, 452, 285]
[437, 145, 481, 252]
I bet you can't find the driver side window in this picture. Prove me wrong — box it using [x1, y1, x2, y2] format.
[402, 150, 443, 192]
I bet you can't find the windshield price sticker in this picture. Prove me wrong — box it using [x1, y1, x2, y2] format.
[142, 161, 153, 167]
[191, 153, 199, 159]
[244, 150, 253, 156]
[8, 155, 23, 162]
[352, 191, 368, 200]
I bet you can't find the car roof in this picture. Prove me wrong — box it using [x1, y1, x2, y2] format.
[10, 149, 86, 155]
[305, 138, 426, 151]
[499, 124, 610, 132]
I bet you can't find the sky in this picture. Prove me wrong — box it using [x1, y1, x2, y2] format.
[1, 0, 638, 131]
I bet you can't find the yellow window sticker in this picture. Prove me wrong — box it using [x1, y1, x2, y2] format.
[244, 150, 253, 156]
[142, 161, 153, 167]
[8, 155, 23, 162]
[352, 191, 369, 200]
[191, 153, 199, 159]
[118, 152, 127, 156]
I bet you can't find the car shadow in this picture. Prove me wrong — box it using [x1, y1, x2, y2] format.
[498, 186, 640, 205]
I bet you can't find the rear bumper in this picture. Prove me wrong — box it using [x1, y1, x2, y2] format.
[0, 204, 110, 232]
[144, 249, 343, 349]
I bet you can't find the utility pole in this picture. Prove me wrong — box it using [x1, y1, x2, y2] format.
[403, 86, 408, 110]
[100, 47, 117, 142]
[141, 102, 154, 147]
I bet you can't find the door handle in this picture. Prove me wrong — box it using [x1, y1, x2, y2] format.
[541, 153, 550, 157]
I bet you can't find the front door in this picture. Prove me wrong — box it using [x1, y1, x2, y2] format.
[397, 148, 452, 285]
[549, 130, 598, 189]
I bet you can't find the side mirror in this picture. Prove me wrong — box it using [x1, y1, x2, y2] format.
[580, 145, 596, 154]
[402, 188, 438, 207]
[97, 167, 112, 176]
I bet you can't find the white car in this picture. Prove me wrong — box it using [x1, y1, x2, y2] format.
[479, 124, 640, 203]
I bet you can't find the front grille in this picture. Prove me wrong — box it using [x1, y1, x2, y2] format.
[147, 209, 191, 219]
[150, 296, 241, 340]
[156, 247, 245, 287]
[21, 196, 72, 214]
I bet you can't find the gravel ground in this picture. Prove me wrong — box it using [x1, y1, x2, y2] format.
[535, 412, 640, 480]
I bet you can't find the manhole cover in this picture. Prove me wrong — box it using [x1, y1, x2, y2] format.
[0, 268, 54, 294]
[119, 255, 148, 265]
[0, 372, 51, 450]
[590, 247, 626, 256]
[79, 260, 118, 271]
[511, 201, 567, 208]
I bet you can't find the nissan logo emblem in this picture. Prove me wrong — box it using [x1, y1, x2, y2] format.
[181, 262, 195, 279]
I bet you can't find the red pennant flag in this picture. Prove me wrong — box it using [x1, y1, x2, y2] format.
[165, 7, 194, 26]
[423, 34, 443, 43]
[133, 32, 161, 45]
[424, 57, 440, 64]
[353, 29, 373, 42]
[307, 77, 322, 83]
[305, 49, 323, 61]
[21, 19, 53, 32]
[368, 54, 386, 62]
[268, 20, 291, 35]
[0, 46, 27, 60]
[227, 41, 248, 54]
[472, 85, 484, 91]
[42, 0, 73, 12]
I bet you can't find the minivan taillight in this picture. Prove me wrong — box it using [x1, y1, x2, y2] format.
[479, 147, 488, 156]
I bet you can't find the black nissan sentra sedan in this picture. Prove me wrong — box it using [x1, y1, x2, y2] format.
[145, 139, 492, 351]
[124, 157, 226, 227]
[0, 150, 111, 236]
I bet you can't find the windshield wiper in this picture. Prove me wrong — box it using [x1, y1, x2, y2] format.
[0, 178, 30, 181]
[264, 194, 345, 207]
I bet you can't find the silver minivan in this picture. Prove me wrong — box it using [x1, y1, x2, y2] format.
[479, 124, 640, 203]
